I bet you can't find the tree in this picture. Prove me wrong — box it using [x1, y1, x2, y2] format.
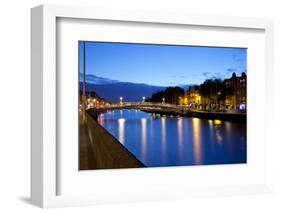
[147, 87, 184, 104]
[199, 78, 226, 107]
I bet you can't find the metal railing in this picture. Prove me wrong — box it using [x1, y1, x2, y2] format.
[100, 102, 183, 110]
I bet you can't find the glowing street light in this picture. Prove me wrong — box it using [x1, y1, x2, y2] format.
[178, 96, 182, 105]
[91, 98, 97, 108]
[120, 96, 123, 104]
[162, 98, 165, 104]
[142, 96, 145, 102]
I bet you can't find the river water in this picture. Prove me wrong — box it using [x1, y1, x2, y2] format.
[97, 109, 246, 167]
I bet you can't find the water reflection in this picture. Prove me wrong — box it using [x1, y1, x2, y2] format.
[214, 119, 222, 125]
[98, 113, 105, 126]
[141, 118, 147, 159]
[192, 118, 202, 164]
[118, 118, 125, 144]
[98, 109, 246, 167]
[177, 118, 183, 160]
[149, 117, 154, 140]
[225, 121, 231, 135]
[161, 117, 167, 163]
[208, 120, 213, 129]
[214, 120, 223, 144]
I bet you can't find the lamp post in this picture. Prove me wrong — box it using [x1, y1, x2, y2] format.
[120, 96, 123, 104]
[142, 96, 145, 102]
[178, 96, 182, 105]
[217, 91, 221, 111]
[162, 98, 165, 104]
[82, 41, 87, 121]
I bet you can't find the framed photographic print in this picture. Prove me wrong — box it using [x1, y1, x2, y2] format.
[78, 41, 247, 170]
[31, 4, 274, 208]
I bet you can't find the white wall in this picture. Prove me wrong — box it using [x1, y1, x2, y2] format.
[0, 0, 280, 212]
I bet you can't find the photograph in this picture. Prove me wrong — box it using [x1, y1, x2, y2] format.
[79, 41, 247, 170]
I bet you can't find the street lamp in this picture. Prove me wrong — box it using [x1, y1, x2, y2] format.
[162, 98, 165, 104]
[120, 96, 123, 104]
[81, 41, 87, 121]
[92, 98, 96, 108]
[142, 96, 145, 102]
[178, 96, 182, 105]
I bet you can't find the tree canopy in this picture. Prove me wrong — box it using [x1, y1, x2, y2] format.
[147, 86, 184, 104]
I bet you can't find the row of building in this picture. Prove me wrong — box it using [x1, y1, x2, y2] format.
[179, 72, 247, 112]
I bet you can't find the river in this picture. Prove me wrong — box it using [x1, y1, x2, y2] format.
[97, 109, 246, 167]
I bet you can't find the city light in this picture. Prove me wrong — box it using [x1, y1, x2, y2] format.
[120, 96, 123, 104]
[239, 104, 246, 110]
[142, 96, 146, 102]
[178, 96, 182, 105]
[214, 120, 222, 125]
[183, 96, 188, 105]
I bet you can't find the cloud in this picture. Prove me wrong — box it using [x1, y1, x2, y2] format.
[202, 72, 224, 78]
[169, 75, 186, 79]
[202, 72, 225, 80]
[202, 72, 211, 77]
[79, 73, 120, 85]
[227, 68, 237, 73]
[80, 74, 166, 87]
[232, 53, 246, 63]
[164, 81, 177, 86]
[214, 72, 225, 79]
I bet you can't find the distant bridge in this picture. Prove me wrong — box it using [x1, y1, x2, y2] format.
[93, 102, 187, 114]
[87, 101, 246, 122]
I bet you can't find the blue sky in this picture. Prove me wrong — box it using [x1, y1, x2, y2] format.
[79, 41, 247, 86]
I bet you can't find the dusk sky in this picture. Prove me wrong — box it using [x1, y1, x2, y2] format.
[79, 41, 247, 86]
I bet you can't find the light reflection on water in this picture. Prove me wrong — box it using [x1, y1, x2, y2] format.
[161, 117, 166, 164]
[98, 109, 246, 167]
[141, 118, 147, 160]
[192, 118, 202, 165]
[118, 118, 125, 144]
[177, 118, 183, 161]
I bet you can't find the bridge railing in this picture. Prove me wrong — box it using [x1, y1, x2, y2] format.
[102, 102, 181, 109]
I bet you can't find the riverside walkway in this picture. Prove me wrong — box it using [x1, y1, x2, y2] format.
[79, 112, 145, 170]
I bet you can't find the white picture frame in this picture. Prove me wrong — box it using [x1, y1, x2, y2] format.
[31, 4, 274, 208]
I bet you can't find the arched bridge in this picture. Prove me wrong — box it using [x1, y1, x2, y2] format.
[93, 102, 187, 115]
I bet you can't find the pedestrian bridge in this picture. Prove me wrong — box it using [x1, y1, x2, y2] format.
[98, 102, 184, 112]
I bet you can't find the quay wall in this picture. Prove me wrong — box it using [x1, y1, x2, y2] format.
[142, 109, 246, 122]
[88, 107, 246, 122]
[81, 112, 145, 170]
[185, 111, 246, 122]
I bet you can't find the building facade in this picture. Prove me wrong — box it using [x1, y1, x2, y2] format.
[181, 72, 247, 112]
[224, 72, 247, 111]
[181, 86, 201, 109]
